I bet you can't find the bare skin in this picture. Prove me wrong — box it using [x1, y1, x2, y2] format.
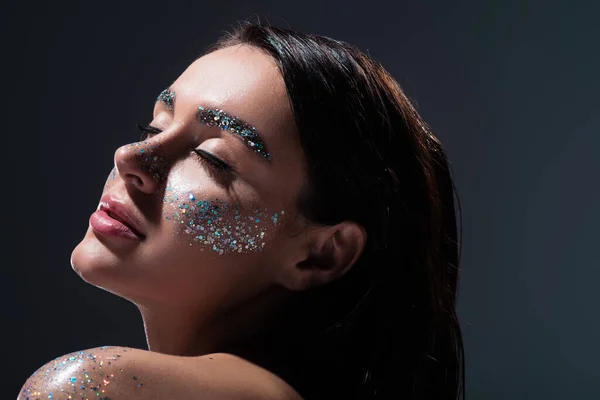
[19, 347, 302, 399]
[20, 44, 366, 399]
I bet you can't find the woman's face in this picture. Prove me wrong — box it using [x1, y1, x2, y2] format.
[71, 45, 307, 309]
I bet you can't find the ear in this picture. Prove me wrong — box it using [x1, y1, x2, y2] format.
[277, 221, 367, 292]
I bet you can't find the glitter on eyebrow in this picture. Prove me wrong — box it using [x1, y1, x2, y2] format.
[104, 168, 117, 189]
[156, 88, 175, 110]
[196, 106, 272, 161]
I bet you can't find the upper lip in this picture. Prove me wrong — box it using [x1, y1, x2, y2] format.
[98, 194, 146, 238]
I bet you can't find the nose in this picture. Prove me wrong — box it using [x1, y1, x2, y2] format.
[114, 142, 167, 195]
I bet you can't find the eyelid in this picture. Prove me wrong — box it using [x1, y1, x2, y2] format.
[143, 124, 162, 134]
[194, 148, 235, 174]
[136, 124, 162, 140]
[135, 123, 235, 175]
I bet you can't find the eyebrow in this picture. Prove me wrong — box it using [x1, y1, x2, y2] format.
[156, 88, 272, 163]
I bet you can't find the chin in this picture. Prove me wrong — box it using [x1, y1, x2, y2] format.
[70, 230, 133, 295]
[70, 229, 164, 305]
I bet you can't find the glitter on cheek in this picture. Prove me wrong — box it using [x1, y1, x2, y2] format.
[162, 184, 285, 255]
[20, 346, 144, 400]
[104, 168, 118, 190]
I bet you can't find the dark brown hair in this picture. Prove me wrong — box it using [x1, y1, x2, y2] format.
[211, 21, 465, 400]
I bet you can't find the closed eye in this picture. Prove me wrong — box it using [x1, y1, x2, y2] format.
[135, 123, 235, 177]
[136, 123, 162, 141]
[194, 149, 235, 175]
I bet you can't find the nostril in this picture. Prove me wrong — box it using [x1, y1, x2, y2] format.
[125, 173, 144, 188]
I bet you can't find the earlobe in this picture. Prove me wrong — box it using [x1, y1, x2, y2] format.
[280, 221, 367, 292]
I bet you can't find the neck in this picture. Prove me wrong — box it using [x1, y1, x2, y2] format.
[135, 285, 289, 356]
[138, 303, 211, 355]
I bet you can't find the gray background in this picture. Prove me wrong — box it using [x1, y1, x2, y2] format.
[3, 0, 599, 397]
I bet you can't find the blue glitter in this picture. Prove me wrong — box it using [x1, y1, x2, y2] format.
[127, 140, 169, 181]
[157, 88, 175, 109]
[196, 106, 271, 161]
[70, 377, 77, 383]
[163, 191, 284, 254]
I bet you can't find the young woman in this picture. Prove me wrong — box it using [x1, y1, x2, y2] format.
[19, 22, 465, 400]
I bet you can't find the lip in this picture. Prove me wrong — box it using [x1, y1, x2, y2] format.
[90, 195, 146, 240]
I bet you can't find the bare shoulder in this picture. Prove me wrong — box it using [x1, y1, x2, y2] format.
[18, 346, 303, 400]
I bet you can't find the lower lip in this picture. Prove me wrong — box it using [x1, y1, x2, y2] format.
[90, 210, 143, 240]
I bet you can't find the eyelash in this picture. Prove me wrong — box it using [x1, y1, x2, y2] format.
[194, 149, 234, 174]
[136, 123, 162, 141]
[135, 123, 234, 175]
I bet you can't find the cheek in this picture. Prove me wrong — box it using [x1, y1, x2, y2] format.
[162, 185, 285, 256]
[104, 167, 117, 190]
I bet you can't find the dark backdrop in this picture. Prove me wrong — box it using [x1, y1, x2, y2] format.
[3, 0, 599, 398]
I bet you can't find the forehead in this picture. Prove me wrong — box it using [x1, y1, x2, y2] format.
[169, 45, 293, 140]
